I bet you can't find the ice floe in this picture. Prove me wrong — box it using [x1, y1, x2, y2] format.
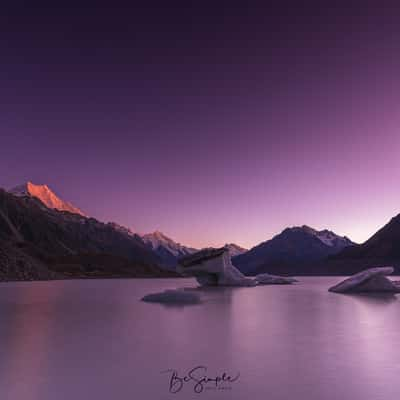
[329, 267, 400, 293]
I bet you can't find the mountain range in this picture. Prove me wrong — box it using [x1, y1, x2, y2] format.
[0, 186, 169, 280]
[6, 182, 247, 270]
[1, 181, 400, 280]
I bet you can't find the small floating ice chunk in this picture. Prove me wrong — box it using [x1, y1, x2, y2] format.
[141, 289, 201, 304]
[329, 267, 400, 293]
[255, 273, 298, 285]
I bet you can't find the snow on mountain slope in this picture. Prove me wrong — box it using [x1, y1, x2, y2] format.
[9, 182, 85, 216]
[299, 225, 353, 248]
[224, 243, 248, 257]
[142, 231, 198, 266]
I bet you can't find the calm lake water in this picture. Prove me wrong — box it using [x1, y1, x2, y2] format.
[0, 277, 399, 400]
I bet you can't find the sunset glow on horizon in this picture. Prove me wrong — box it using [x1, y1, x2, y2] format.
[2, 3, 400, 249]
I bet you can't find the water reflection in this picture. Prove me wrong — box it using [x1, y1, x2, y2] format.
[144, 285, 241, 308]
[0, 283, 62, 400]
[0, 278, 399, 400]
[342, 292, 398, 305]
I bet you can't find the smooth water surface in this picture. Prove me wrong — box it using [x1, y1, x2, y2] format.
[0, 277, 399, 400]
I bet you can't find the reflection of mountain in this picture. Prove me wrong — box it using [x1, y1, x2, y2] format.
[233, 226, 354, 275]
[0, 188, 172, 280]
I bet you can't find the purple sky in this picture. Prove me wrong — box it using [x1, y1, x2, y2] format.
[2, 2, 400, 248]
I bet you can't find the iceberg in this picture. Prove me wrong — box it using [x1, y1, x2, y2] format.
[178, 247, 256, 286]
[177, 247, 296, 287]
[329, 267, 400, 293]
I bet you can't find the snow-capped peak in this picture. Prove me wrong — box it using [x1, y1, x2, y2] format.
[9, 182, 85, 216]
[296, 225, 353, 248]
[224, 243, 248, 257]
[142, 231, 198, 258]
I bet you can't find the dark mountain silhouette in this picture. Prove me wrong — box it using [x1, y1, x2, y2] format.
[332, 214, 400, 266]
[233, 226, 354, 275]
[0, 189, 173, 280]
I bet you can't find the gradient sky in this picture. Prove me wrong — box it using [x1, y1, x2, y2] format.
[2, 1, 400, 248]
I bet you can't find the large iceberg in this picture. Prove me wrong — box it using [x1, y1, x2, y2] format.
[177, 247, 296, 287]
[329, 267, 400, 293]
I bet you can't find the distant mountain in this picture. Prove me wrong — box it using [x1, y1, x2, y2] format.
[224, 243, 248, 257]
[141, 232, 248, 268]
[10, 182, 85, 216]
[0, 188, 172, 280]
[233, 225, 354, 275]
[142, 231, 198, 268]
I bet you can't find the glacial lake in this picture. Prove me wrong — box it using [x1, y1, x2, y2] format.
[0, 277, 399, 400]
